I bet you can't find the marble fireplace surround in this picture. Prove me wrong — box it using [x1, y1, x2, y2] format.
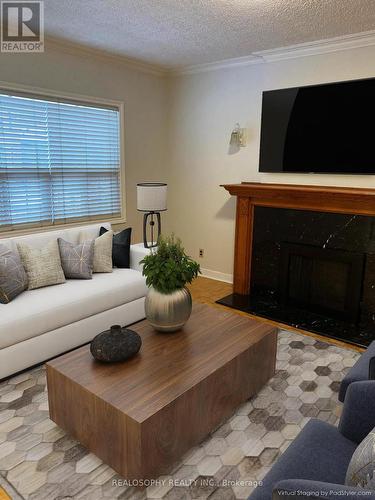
[220, 182, 375, 346]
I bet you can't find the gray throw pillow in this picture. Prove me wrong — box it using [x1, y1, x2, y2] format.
[58, 238, 94, 279]
[346, 426, 375, 489]
[17, 240, 66, 290]
[0, 244, 28, 303]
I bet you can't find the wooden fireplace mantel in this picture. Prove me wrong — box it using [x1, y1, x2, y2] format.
[221, 182, 375, 294]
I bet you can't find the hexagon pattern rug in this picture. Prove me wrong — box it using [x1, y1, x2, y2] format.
[0, 330, 359, 500]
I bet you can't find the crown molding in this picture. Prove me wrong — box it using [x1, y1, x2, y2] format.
[44, 30, 375, 78]
[169, 54, 263, 76]
[170, 30, 375, 76]
[45, 36, 168, 77]
[255, 29, 375, 62]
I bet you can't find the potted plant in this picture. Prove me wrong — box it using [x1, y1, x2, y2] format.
[140, 234, 200, 332]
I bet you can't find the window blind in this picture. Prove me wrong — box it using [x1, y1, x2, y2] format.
[0, 92, 122, 231]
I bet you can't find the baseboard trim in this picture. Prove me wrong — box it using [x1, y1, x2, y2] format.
[200, 268, 233, 284]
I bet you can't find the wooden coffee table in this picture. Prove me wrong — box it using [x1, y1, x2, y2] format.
[46, 303, 277, 480]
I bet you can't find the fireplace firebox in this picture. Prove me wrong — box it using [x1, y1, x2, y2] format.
[279, 243, 364, 323]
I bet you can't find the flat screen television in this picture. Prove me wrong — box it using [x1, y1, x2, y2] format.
[259, 77, 375, 174]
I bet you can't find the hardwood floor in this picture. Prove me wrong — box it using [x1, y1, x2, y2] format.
[188, 276, 364, 353]
[0, 488, 11, 500]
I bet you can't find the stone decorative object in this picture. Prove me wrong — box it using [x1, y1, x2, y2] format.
[90, 325, 142, 362]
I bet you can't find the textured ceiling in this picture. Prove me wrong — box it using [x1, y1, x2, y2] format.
[44, 0, 375, 69]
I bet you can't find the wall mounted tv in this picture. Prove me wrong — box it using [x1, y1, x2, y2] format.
[259, 77, 375, 174]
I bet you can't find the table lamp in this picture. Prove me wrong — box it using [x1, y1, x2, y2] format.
[137, 182, 167, 248]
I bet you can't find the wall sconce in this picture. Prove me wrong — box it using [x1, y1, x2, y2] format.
[230, 123, 246, 147]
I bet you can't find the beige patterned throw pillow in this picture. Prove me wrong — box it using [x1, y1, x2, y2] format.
[17, 240, 66, 290]
[346, 427, 375, 489]
[79, 230, 113, 273]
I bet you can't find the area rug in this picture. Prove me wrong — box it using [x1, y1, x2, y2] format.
[0, 330, 358, 500]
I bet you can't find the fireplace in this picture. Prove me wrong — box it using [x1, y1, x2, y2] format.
[218, 183, 375, 347]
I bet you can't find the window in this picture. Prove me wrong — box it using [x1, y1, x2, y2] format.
[0, 90, 123, 233]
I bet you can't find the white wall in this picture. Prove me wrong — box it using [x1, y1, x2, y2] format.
[166, 46, 375, 280]
[0, 41, 168, 243]
[2, 41, 375, 277]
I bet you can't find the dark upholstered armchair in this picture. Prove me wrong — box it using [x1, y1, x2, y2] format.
[249, 381, 375, 500]
[339, 341, 375, 402]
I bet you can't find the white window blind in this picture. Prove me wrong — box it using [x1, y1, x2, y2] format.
[0, 91, 122, 232]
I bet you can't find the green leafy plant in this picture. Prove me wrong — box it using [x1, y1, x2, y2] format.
[140, 234, 201, 294]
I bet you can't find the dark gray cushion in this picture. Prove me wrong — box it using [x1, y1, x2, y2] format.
[0, 244, 28, 303]
[339, 341, 375, 402]
[58, 238, 94, 279]
[249, 419, 357, 500]
[100, 226, 131, 268]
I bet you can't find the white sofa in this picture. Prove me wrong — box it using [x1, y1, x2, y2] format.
[0, 223, 149, 380]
